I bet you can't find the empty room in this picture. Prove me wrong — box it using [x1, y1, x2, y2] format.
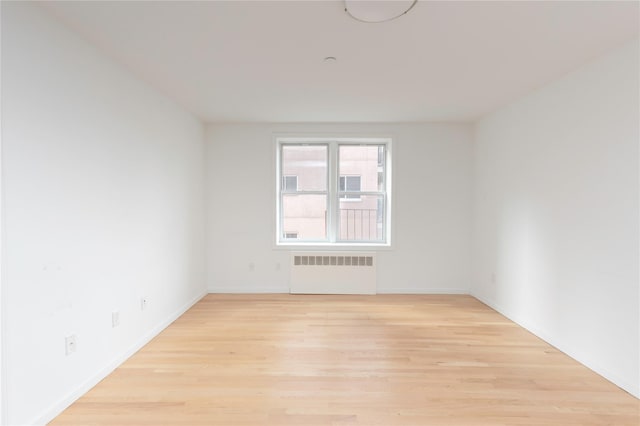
[1, 0, 639, 425]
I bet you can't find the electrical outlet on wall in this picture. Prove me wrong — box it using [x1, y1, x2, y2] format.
[65, 334, 77, 355]
[112, 311, 120, 327]
[141, 297, 148, 311]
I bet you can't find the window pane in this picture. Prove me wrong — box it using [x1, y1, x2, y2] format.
[338, 195, 384, 241]
[339, 145, 383, 192]
[282, 145, 327, 191]
[282, 194, 327, 240]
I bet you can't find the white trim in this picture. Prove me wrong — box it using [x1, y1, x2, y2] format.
[328, 141, 338, 240]
[274, 242, 392, 250]
[208, 287, 289, 294]
[32, 291, 208, 426]
[208, 287, 468, 295]
[471, 291, 640, 399]
[277, 136, 392, 144]
[377, 288, 470, 294]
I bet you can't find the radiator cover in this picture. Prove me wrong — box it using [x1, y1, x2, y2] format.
[290, 252, 377, 294]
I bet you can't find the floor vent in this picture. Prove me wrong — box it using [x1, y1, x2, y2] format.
[290, 252, 376, 295]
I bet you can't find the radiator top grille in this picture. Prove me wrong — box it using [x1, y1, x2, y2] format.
[293, 255, 374, 267]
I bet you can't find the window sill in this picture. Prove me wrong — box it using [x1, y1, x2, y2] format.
[274, 242, 392, 251]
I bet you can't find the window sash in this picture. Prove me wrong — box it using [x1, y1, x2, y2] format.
[279, 143, 329, 242]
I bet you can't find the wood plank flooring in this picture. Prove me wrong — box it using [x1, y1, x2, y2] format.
[51, 294, 639, 425]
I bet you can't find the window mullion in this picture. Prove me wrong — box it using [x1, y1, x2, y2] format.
[278, 144, 284, 242]
[328, 141, 338, 243]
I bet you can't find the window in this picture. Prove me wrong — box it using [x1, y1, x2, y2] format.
[277, 138, 391, 245]
[282, 175, 298, 192]
[339, 175, 361, 200]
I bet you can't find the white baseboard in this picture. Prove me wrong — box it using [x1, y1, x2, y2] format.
[208, 286, 289, 293]
[209, 286, 470, 295]
[471, 291, 640, 399]
[377, 287, 469, 294]
[33, 291, 208, 425]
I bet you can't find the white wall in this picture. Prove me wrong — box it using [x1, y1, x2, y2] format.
[1, 3, 206, 424]
[472, 40, 639, 397]
[206, 123, 473, 294]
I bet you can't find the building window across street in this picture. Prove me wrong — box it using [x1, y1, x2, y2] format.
[282, 175, 298, 192]
[339, 175, 361, 200]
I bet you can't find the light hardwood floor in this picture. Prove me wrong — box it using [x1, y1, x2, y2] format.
[51, 294, 639, 425]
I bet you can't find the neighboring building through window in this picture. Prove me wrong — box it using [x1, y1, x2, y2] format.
[277, 138, 391, 245]
[339, 175, 361, 200]
[282, 175, 298, 192]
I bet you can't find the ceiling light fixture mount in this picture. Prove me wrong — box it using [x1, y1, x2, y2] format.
[344, 0, 418, 23]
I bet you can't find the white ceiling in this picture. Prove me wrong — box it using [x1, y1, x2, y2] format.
[40, 1, 639, 123]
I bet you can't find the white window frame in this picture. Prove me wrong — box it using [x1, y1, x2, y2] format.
[276, 137, 392, 247]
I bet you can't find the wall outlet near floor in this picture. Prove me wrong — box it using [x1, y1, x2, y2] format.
[65, 334, 77, 356]
[141, 297, 148, 311]
[112, 310, 120, 327]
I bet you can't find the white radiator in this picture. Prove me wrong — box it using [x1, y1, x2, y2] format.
[290, 252, 377, 295]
